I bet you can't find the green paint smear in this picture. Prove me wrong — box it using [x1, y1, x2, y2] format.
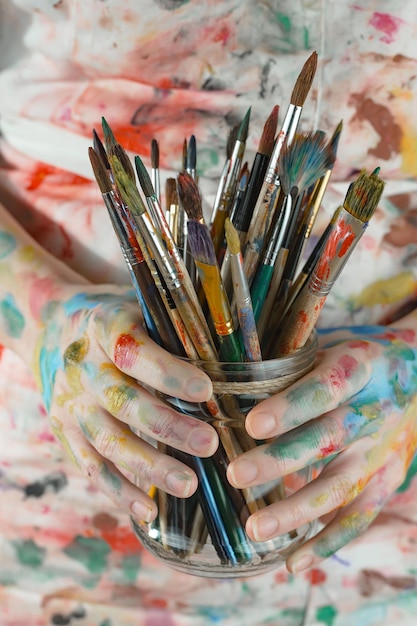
[397, 454, 417, 493]
[0, 294, 25, 338]
[276, 12, 292, 32]
[100, 463, 123, 496]
[13, 539, 46, 568]
[316, 605, 337, 626]
[64, 536, 110, 574]
[64, 336, 89, 368]
[303, 26, 309, 49]
[0, 232, 17, 259]
[120, 553, 141, 583]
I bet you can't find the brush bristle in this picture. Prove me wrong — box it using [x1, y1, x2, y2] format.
[165, 177, 178, 208]
[224, 217, 241, 256]
[92, 130, 111, 171]
[237, 107, 251, 143]
[290, 51, 318, 107]
[101, 117, 117, 153]
[135, 156, 154, 197]
[112, 157, 146, 217]
[258, 105, 279, 156]
[226, 124, 239, 159]
[88, 147, 112, 194]
[187, 220, 217, 266]
[151, 139, 159, 169]
[109, 143, 135, 182]
[177, 172, 203, 222]
[278, 131, 333, 195]
[330, 120, 343, 158]
[182, 138, 188, 170]
[187, 135, 197, 170]
[344, 169, 385, 222]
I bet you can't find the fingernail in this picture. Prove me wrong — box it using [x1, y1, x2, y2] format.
[252, 514, 280, 541]
[249, 411, 276, 438]
[184, 376, 212, 400]
[166, 470, 194, 496]
[131, 500, 155, 522]
[229, 458, 258, 486]
[291, 554, 315, 573]
[187, 427, 217, 454]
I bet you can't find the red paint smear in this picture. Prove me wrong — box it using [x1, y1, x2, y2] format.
[305, 568, 327, 585]
[28, 276, 61, 322]
[338, 354, 359, 379]
[114, 333, 139, 369]
[347, 340, 372, 350]
[100, 525, 144, 553]
[369, 12, 404, 44]
[315, 219, 355, 282]
[318, 441, 339, 459]
[213, 25, 232, 46]
[26, 162, 91, 191]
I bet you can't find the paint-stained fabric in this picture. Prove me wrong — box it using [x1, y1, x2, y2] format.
[1, 1, 417, 624]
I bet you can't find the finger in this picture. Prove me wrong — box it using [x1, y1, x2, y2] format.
[228, 405, 362, 488]
[245, 340, 378, 439]
[91, 302, 213, 402]
[80, 358, 219, 457]
[285, 458, 403, 574]
[50, 413, 158, 522]
[74, 403, 199, 498]
[244, 437, 373, 542]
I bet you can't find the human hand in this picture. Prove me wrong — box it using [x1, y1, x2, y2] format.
[36, 284, 218, 522]
[227, 324, 417, 573]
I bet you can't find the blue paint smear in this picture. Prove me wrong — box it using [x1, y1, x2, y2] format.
[0, 232, 17, 259]
[39, 346, 63, 412]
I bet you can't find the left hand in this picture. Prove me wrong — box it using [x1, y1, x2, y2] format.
[227, 324, 417, 573]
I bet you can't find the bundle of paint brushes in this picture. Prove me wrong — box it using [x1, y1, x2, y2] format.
[89, 50, 385, 568]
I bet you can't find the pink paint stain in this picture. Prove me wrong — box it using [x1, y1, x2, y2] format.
[369, 12, 404, 44]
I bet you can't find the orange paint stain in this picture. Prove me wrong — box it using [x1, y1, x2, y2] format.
[26, 162, 91, 191]
[114, 333, 141, 369]
[305, 568, 327, 585]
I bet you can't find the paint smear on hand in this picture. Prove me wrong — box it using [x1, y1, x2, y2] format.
[0, 294, 25, 338]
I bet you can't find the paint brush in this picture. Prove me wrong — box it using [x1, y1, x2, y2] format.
[187, 134, 197, 180]
[165, 177, 179, 241]
[210, 111, 251, 258]
[134, 155, 210, 337]
[178, 173, 243, 362]
[112, 157, 219, 364]
[209, 124, 239, 231]
[182, 137, 188, 171]
[221, 161, 250, 297]
[285, 121, 343, 277]
[243, 52, 318, 287]
[254, 131, 334, 336]
[104, 141, 200, 358]
[225, 218, 262, 362]
[89, 146, 174, 349]
[151, 138, 161, 204]
[272, 168, 385, 355]
[235, 104, 279, 243]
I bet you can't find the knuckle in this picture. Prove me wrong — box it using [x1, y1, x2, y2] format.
[288, 503, 308, 529]
[326, 472, 357, 508]
[94, 429, 122, 460]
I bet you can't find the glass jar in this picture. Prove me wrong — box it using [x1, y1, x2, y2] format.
[131, 331, 318, 578]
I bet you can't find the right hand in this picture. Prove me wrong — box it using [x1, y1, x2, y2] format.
[37, 284, 218, 522]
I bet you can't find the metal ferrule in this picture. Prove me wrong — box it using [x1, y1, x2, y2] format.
[265, 104, 302, 183]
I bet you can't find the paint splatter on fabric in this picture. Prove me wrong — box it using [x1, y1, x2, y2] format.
[1, 1, 417, 624]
